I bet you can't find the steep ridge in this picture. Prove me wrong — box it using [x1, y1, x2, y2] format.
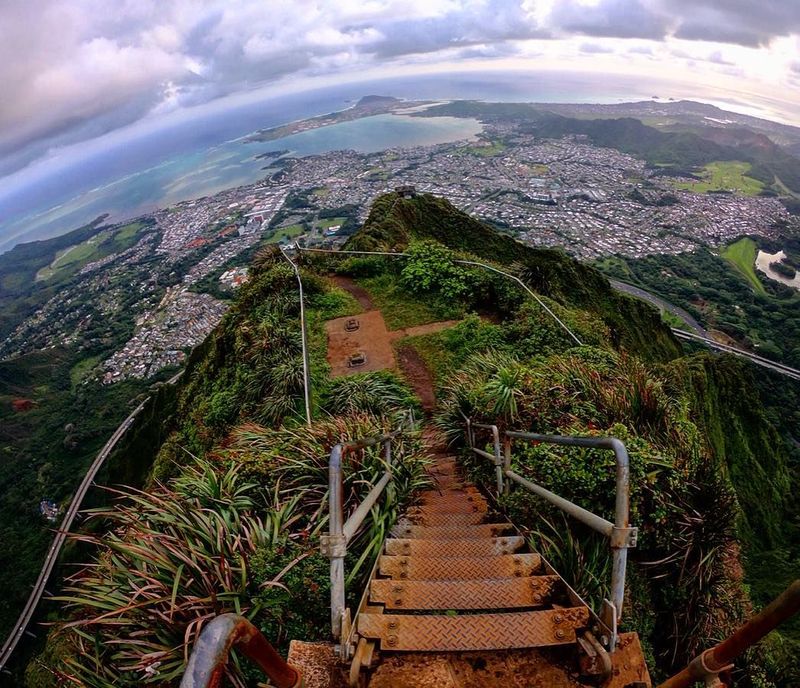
[345, 191, 682, 362]
[13, 192, 798, 687]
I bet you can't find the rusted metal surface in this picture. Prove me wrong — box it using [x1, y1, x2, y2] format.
[287, 641, 347, 688]
[391, 522, 514, 539]
[379, 553, 542, 580]
[406, 510, 487, 526]
[384, 535, 524, 557]
[370, 576, 561, 610]
[607, 632, 652, 687]
[366, 649, 588, 688]
[358, 608, 590, 652]
[658, 580, 800, 688]
[407, 502, 483, 514]
[180, 614, 302, 688]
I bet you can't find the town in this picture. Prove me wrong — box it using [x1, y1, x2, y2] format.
[1, 122, 796, 383]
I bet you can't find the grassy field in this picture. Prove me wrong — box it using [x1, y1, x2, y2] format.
[720, 237, 768, 295]
[460, 140, 506, 157]
[266, 223, 305, 244]
[356, 273, 463, 330]
[673, 161, 764, 196]
[36, 237, 103, 280]
[70, 355, 102, 388]
[36, 221, 146, 281]
[114, 221, 145, 242]
[317, 217, 346, 229]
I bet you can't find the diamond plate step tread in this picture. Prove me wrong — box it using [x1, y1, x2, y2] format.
[358, 607, 590, 651]
[385, 536, 524, 557]
[379, 553, 542, 580]
[407, 503, 487, 515]
[370, 575, 561, 610]
[391, 523, 514, 539]
[406, 511, 487, 526]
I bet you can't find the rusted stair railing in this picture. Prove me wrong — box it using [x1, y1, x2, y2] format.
[321, 409, 416, 652]
[658, 580, 800, 688]
[180, 614, 303, 688]
[464, 417, 637, 650]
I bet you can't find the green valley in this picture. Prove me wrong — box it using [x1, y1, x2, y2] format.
[7, 191, 797, 688]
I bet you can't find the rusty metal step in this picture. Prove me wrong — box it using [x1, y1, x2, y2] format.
[385, 536, 524, 557]
[391, 523, 514, 539]
[370, 575, 561, 610]
[407, 502, 486, 515]
[358, 607, 590, 651]
[379, 553, 542, 580]
[406, 511, 487, 526]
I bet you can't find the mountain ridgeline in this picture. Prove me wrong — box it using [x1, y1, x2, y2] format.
[346, 191, 682, 361]
[13, 191, 799, 687]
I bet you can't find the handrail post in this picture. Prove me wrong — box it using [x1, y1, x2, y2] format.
[326, 444, 347, 641]
[490, 425, 503, 496]
[608, 439, 633, 633]
[503, 436, 512, 495]
[657, 580, 800, 688]
[465, 418, 473, 448]
[180, 614, 302, 688]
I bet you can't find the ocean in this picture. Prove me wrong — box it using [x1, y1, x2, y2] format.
[0, 70, 748, 255]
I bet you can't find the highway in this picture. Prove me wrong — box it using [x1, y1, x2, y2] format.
[610, 279, 709, 337]
[0, 397, 149, 673]
[672, 328, 800, 381]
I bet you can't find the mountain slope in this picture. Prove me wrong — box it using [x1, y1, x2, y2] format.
[345, 191, 682, 362]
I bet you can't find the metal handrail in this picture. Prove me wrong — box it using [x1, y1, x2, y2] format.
[465, 419, 637, 650]
[658, 580, 800, 688]
[296, 247, 583, 346]
[322, 409, 415, 646]
[180, 614, 303, 688]
[278, 245, 312, 425]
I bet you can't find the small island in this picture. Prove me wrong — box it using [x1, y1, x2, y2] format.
[245, 95, 427, 143]
[770, 259, 797, 279]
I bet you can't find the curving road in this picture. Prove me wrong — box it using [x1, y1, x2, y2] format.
[0, 372, 182, 673]
[609, 279, 709, 338]
[671, 329, 800, 381]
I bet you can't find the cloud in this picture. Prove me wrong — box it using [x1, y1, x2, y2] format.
[707, 50, 734, 66]
[667, 0, 800, 47]
[1, 0, 800, 179]
[580, 43, 615, 54]
[549, 0, 670, 40]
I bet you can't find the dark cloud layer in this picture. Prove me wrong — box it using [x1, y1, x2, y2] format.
[0, 0, 798, 178]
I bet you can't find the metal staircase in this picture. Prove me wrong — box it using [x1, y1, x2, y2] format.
[179, 419, 800, 688]
[356, 449, 592, 655]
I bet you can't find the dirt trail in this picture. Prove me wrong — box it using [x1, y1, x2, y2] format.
[395, 344, 437, 413]
[330, 275, 373, 310]
[325, 277, 456, 413]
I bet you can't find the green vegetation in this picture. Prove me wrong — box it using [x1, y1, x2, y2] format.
[355, 272, 464, 329]
[36, 221, 147, 281]
[266, 223, 305, 244]
[346, 191, 681, 361]
[672, 161, 764, 196]
[599, 243, 800, 366]
[317, 216, 346, 229]
[459, 140, 506, 156]
[720, 237, 768, 295]
[0, 348, 159, 642]
[16, 191, 800, 686]
[22, 247, 429, 686]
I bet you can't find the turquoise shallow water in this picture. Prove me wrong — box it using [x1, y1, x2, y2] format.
[0, 70, 693, 253]
[0, 113, 481, 253]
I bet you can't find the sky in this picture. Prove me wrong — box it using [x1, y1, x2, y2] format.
[1, 0, 799, 183]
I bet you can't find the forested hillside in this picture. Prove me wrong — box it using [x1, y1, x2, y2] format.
[15, 192, 798, 687]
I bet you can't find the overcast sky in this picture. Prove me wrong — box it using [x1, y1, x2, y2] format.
[2, 0, 799, 181]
